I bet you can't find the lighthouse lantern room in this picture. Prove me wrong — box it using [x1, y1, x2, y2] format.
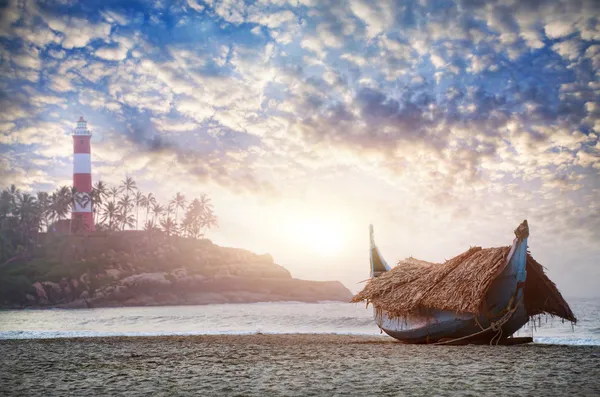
[72, 116, 95, 232]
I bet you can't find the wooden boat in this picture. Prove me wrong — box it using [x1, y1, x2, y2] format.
[360, 220, 562, 344]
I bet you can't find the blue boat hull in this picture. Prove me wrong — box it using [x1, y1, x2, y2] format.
[371, 222, 530, 344]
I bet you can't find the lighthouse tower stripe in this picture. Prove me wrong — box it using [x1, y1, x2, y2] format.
[74, 154, 92, 174]
[71, 117, 95, 232]
[73, 174, 92, 192]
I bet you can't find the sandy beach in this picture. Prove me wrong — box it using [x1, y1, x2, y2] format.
[1, 334, 599, 396]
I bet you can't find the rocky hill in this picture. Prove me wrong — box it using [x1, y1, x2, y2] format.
[0, 231, 352, 309]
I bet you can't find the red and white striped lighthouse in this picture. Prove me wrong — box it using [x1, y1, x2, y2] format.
[72, 116, 95, 232]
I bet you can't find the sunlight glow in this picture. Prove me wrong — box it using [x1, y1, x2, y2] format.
[279, 210, 347, 257]
[290, 218, 344, 257]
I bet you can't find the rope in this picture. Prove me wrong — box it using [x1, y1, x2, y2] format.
[434, 294, 523, 346]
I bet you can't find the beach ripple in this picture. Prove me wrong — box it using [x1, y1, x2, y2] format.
[1, 335, 599, 396]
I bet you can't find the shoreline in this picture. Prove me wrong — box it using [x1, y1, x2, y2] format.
[2, 334, 599, 396]
[0, 332, 597, 346]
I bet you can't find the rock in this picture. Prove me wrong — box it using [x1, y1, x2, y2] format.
[32, 282, 49, 304]
[105, 268, 121, 279]
[60, 278, 73, 297]
[121, 273, 171, 288]
[3, 233, 352, 309]
[41, 281, 62, 304]
[171, 268, 188, 280]
[55, 299, 88, 309]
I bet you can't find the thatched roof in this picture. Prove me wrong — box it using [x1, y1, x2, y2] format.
[352, 246, 576, 323]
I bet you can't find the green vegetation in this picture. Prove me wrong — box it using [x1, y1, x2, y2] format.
[0, 231, 221, 305]
[0, 178, 219, 305]
[0, 177, 218, 264]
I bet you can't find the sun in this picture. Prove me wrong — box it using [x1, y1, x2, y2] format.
[287, 217, 344, 257]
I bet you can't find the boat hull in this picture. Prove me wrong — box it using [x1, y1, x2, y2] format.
[374, 225, 530, 344]
[378, 303, 529, 344]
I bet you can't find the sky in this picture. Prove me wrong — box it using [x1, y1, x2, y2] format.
[0, 0, 599, 297]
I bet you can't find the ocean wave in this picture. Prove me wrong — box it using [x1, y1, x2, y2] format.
[534, 337, 600, 346]
[3, 330, 599, 345]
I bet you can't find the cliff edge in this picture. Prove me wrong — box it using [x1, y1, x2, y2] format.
[0, 231, 352, 309]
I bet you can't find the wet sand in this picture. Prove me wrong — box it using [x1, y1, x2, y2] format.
[1, 334, 599, 396]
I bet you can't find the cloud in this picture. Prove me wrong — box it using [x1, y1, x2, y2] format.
[95, 43, 129, 61]
[45, 15, 111, 49]
[552, 39, 581, 61]
[1, 0, 600, 296]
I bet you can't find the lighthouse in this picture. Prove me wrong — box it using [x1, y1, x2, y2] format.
[72, 116, 95, 232]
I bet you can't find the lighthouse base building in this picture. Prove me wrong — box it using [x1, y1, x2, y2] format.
[72, 117, 95, 232]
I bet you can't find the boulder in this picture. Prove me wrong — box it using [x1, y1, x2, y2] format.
[32, 282, 49, 304]
[105, 268, 121, 279]
[121, 273, 171, 288]
[41, 281, 62, 303]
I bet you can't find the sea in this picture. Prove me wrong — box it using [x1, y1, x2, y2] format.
[1, 298, 598, 344]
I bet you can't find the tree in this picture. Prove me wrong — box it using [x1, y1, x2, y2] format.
[133, 191, 145, 230]
[0, 190, 13, 225]
[182, 199, 203, 239]
[170, 192, 186, 223]
[143, 219, 159, 232]
[122, 176, 137, 197]
[92, 180, 108, 226]
[0, 181, 219, 263]
[117, 212, 135, 231]
[144, 193, 156, 225]
[109, 186, 122, 202]
[151, 203, 165, 224]
[68, 186, 78, 234]
[198, 194, 213, 217]
[100, 201, 118, 231]
[36, 192, 50, 232]
[53, 186, 72, 220]
[117, 195, 133, 230]
[15, 192, 38, 244]
[201, 209, 219, 235]
[160, 217, 177, 236]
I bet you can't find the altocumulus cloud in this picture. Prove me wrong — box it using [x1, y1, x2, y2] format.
[0, 0, 599, 294]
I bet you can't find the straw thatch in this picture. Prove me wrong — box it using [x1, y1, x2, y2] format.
[523, 254, 576, 322]
[352, 246, 576, 323]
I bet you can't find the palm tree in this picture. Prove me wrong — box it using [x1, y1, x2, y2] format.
[144, 193, 156, 225]
[15, 192, 37, 244]
[201, 209, 219, 236]
[55, 186, 72, 220]
[100, 201, 118, 230]
[143, 219, 159, 232]
[68, 186, 78, 234]
[160, 217, 177, 236]
[0, 189, 13, 223]
[170, 192, 186, 223]
[109, 186, 122, 202]
[36, 191, 50, 232]
[1, 182, 220, 259]
[92, 180, 108, 226]
[6, 185, 20, 209]
[47, 192, 59, 229]
[197, 194, 213, 222]
[118, 212, 136, 231]
[117, 195, 133, 230]
[183, 199, 203, 239]
[133, 191, 145, 230]
[151, 203, 164, 224]
[122, 176, 137, 197]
